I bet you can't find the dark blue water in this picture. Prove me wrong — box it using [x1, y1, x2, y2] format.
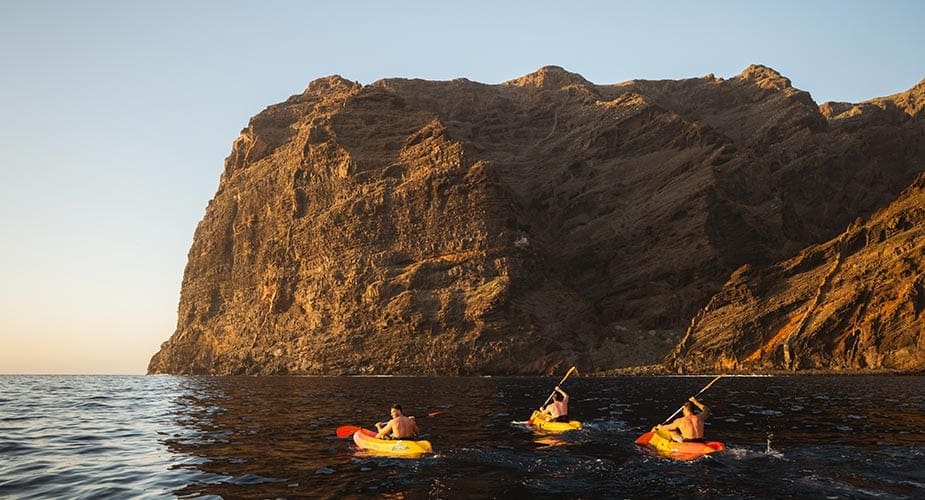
[1, 375, 923, 498]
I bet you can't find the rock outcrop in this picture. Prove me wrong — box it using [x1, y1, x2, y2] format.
[149, 66, 925, 375]
[667, 172, 925, 373]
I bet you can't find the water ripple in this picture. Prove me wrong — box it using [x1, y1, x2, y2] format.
[0, 375, 923, 498]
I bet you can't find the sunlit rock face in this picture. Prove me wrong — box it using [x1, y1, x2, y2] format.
[665, 78, 925, 374]
[148, 66, 925, 375]
[667, 172, 925, 374]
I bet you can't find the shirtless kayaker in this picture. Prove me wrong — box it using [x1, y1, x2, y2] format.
[541, 386, 570, 422]
[375, 403, 419, 439]
[654, 397, 710, 442]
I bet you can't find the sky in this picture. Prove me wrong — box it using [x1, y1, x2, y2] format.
[1, 0, 923, 374]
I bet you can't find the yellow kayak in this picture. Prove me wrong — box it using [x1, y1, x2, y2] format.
[352, 428, 433, 457]
[529, 410, 582, 433]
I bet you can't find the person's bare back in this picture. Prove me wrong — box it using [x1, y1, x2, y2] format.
[542, 386, 570, 421]
[655, 397, 709, 441]
[673, 414, 703, 439]
[375, 404, 419, 439]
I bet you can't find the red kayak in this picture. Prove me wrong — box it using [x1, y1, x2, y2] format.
[635, 428, 724, 461]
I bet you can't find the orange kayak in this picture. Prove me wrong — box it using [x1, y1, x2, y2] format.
[635, 428, 724, 460]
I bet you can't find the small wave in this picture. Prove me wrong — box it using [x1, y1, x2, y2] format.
[733, 404, 784, 416]
[510, 420, 532, 431]
[722, 445, 785, 460]
[0, 441, 34, 455]
[227, 473, 285, 485]
[580, 419, 629, 433]
[793, 474, 891, 499]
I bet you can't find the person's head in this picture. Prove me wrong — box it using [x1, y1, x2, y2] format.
[390, 403, 404, 417]
[682, 401, 696, 415]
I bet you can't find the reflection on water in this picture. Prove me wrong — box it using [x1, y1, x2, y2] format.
[1, 375, 923, 498]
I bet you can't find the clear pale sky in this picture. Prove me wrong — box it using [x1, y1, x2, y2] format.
[1, 1, 922, 374]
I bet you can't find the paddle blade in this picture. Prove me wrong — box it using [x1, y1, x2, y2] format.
[336, 425, 361, 438]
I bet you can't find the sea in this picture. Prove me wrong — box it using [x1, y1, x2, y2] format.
[0, 374, 923, 499]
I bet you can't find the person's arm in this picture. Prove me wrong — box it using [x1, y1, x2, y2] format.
[376, 420, 394, 439]
[539, 401, 552, 416]
[690, 397, 710, 420]
[556, 386, 569, 403]
[656, 418, 682, 432]
[410, 417, 419, 438]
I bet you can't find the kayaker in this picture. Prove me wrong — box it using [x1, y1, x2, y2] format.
[654, 397, 710, 442]
[541, 386, 570, 422]
[375, 403, 420, 440]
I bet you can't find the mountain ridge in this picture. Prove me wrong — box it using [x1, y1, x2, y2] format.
[149, 65, 925, 375]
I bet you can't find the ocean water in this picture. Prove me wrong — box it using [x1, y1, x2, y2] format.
[0, 375, 923, 499]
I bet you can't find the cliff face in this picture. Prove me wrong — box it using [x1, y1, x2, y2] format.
[149, 66, 925, 375]
[667, 172, 925, 373]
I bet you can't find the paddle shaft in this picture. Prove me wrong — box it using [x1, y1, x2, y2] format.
[538, 366, 578, 410]
[660, 374, 724, 425]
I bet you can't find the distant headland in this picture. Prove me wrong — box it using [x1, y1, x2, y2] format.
[148, 65, 925, 375]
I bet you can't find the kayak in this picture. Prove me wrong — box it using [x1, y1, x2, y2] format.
[635, 429, 724, 460]
[529, 410, 582, 433]
[352, 428, 433, 457]
[635, 428, 724, 460]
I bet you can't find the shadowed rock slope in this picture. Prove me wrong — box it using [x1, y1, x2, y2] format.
[667, 172, 925, 373]
[149, 65, 925, 375]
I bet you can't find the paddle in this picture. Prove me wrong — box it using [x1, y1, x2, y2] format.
[337, 407, 446, 439]
[336, 425, 362, 438]
[528, 366, 579, 425]
[659, 374, 725, 426]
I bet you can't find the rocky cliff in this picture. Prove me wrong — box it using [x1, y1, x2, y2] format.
[148, 65, 925, 375]
[667, 172, 925, 373]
